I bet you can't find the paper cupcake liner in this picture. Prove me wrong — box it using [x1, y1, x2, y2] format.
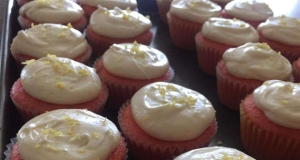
[80, 4, 96, 22]
[167, 13, 202, 50]
[156, 0, 172, 24]
[118, 102, 217, 160]
[221, 10, 263, 28]
[293, 60, 300, 83]
[4, 137, 17, 160]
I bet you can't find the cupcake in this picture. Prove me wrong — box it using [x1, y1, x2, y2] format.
[167, 0, 221, 50]
[210, 0, 232, 8]
[9, 109, 127, 160]
[222, 0, 273, 28]
[10, 23, 91, 66]
[18, 0, 87, 32]
[293, 58, 300, 83]
[217, 43, 292, 111]
[196, 17, 258, 76]
[86, 6, 153, 58]
[118, 82, 217, 160]
[11, 55, 108, 121]
[174, 146, 254, 159]
[241, 80, 300, 160]
[94, 42, 174, 110]
[77, 0, 137, 20]
[16, 0, 77, 7]
[156, 0, 173, 24]
[257, 16, 300, 63]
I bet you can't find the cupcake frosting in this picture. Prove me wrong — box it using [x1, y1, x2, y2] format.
[77, 0, 137, 10]
[254, 80, 300, 129]
[201, 17, 259, 46]
[169, 0, 221, 24]
[11, 23, 88, 59]
[131, 82, 215, 141]
[21, 55, 101, 104]
[224, 0, 273, 21]
[90, 6, 152, 38]
[19, 0, 84, 23]
[102, 42, 169, 79]
[174, 147, 254, 160]
[257, 16, 300, 46]
[17, 109, 121, 160]
[223, 43, 292, 81]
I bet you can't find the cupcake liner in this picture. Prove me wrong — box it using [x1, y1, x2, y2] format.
[156, 0, 173, 24]
[4, 137, 17, 160]
[11, 79, 109, 121]
[118, 102, 217, 160]
[221, 10, 263, 28]
[80, 4, 96, 22]
[167, 12, 203, 50]
[293, 60, 300, 83]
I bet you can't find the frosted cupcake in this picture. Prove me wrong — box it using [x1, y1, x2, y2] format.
[11, 55, 108, 121]
[222, 0, 273, 28]
[11, 23, 91, 66]
[9, 109, 127, 160]
[94, 42, 174, 110]
[118, 82, 217, 160]
[167, 0, 221, 50]
[241, 80, 300, 160]
[196, 17, 258, 76]
[217, 43, 292, 110]
[18, 0, 87, 32]
[257, 16, 300, 63]
[86, 6, 153, 57]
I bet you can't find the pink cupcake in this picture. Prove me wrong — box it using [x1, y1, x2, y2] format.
[10, 23, 91, 66]
[293, 58, 300, 83]
[196, 17, 259, 76]
[94, 42, 174, 110]
[18, 0, 87, 32]
[118, 82, 217, 160]
[156, 0, 173, 24]
[222, 0, 273, 28]
[86, 6, 153, 58]
[11, 55, 108, 121]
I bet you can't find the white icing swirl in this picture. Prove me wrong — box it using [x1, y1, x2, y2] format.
[19, 0, 84, 23]
[201, 17, 259, 46]
[17, 109, 121, 160]
[21, 56, 101, 104]
[90, 6, 152, 38]
[225, 0, 273, 21]
[169, 0, 221, 23]
[254, 80, 300, 129]
[257, 16, 300, 46]
[11, 23, 88, 59]
[103, 43, 169, 79]
[223, 43, 292, 81]
[174, 147, 254, 160]
[77, 0, 137, 10]
[131, 82, 215, 141]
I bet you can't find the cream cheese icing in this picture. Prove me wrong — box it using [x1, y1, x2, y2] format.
[102, 42, 169, 79]
[77, 0, 137, 10]
[17, 109, 121, 160]
[169, 0, 221, 23]
[224, 0, 273, 21]
[90, 6, 152, 38]
[254, 80, 300, 129]
[131, 82, 215, 141]
[257, 16, 300, 46]
[21, 55, 101, 104]
[19, 0, 84, 23]
[174, 147, 254, 160]
[223, 43, 292, 81]
[201, 17, 259, 46]
[11, 23, 88, 59]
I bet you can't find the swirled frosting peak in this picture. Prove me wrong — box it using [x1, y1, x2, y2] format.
[21, 55, 101, 104]
[225, 0, 273, 21]
[19, 0, 84, 23]
[201, 17, 259, 46]
[254, 80, 300, 129]
[131, 82, 215, 141]
[17, 109, 120, 160]
[174, 147, 254, 160]
[223, 43, 292, 81]
[77, 0, 137, 10]
[103, 42, 169, 79]
[90, 6, 152, 38]
[257, 16, 300, 46]
[170, 0, 221, 23]
[11, 23, 88, 59]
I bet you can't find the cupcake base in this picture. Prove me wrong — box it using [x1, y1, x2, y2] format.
[80, 4, 96, 21]
[16, 0, 31, 7]
[293, 59, 300, 83]
[156, 0, 172, 24]
[221, 10, 263, 28]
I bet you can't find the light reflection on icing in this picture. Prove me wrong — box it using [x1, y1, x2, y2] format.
[77, 0, 137, 10]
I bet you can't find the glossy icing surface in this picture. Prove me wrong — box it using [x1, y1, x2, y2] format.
[78, 0, 137, 10]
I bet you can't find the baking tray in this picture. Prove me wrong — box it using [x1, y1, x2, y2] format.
[1, 0, 299, 159]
